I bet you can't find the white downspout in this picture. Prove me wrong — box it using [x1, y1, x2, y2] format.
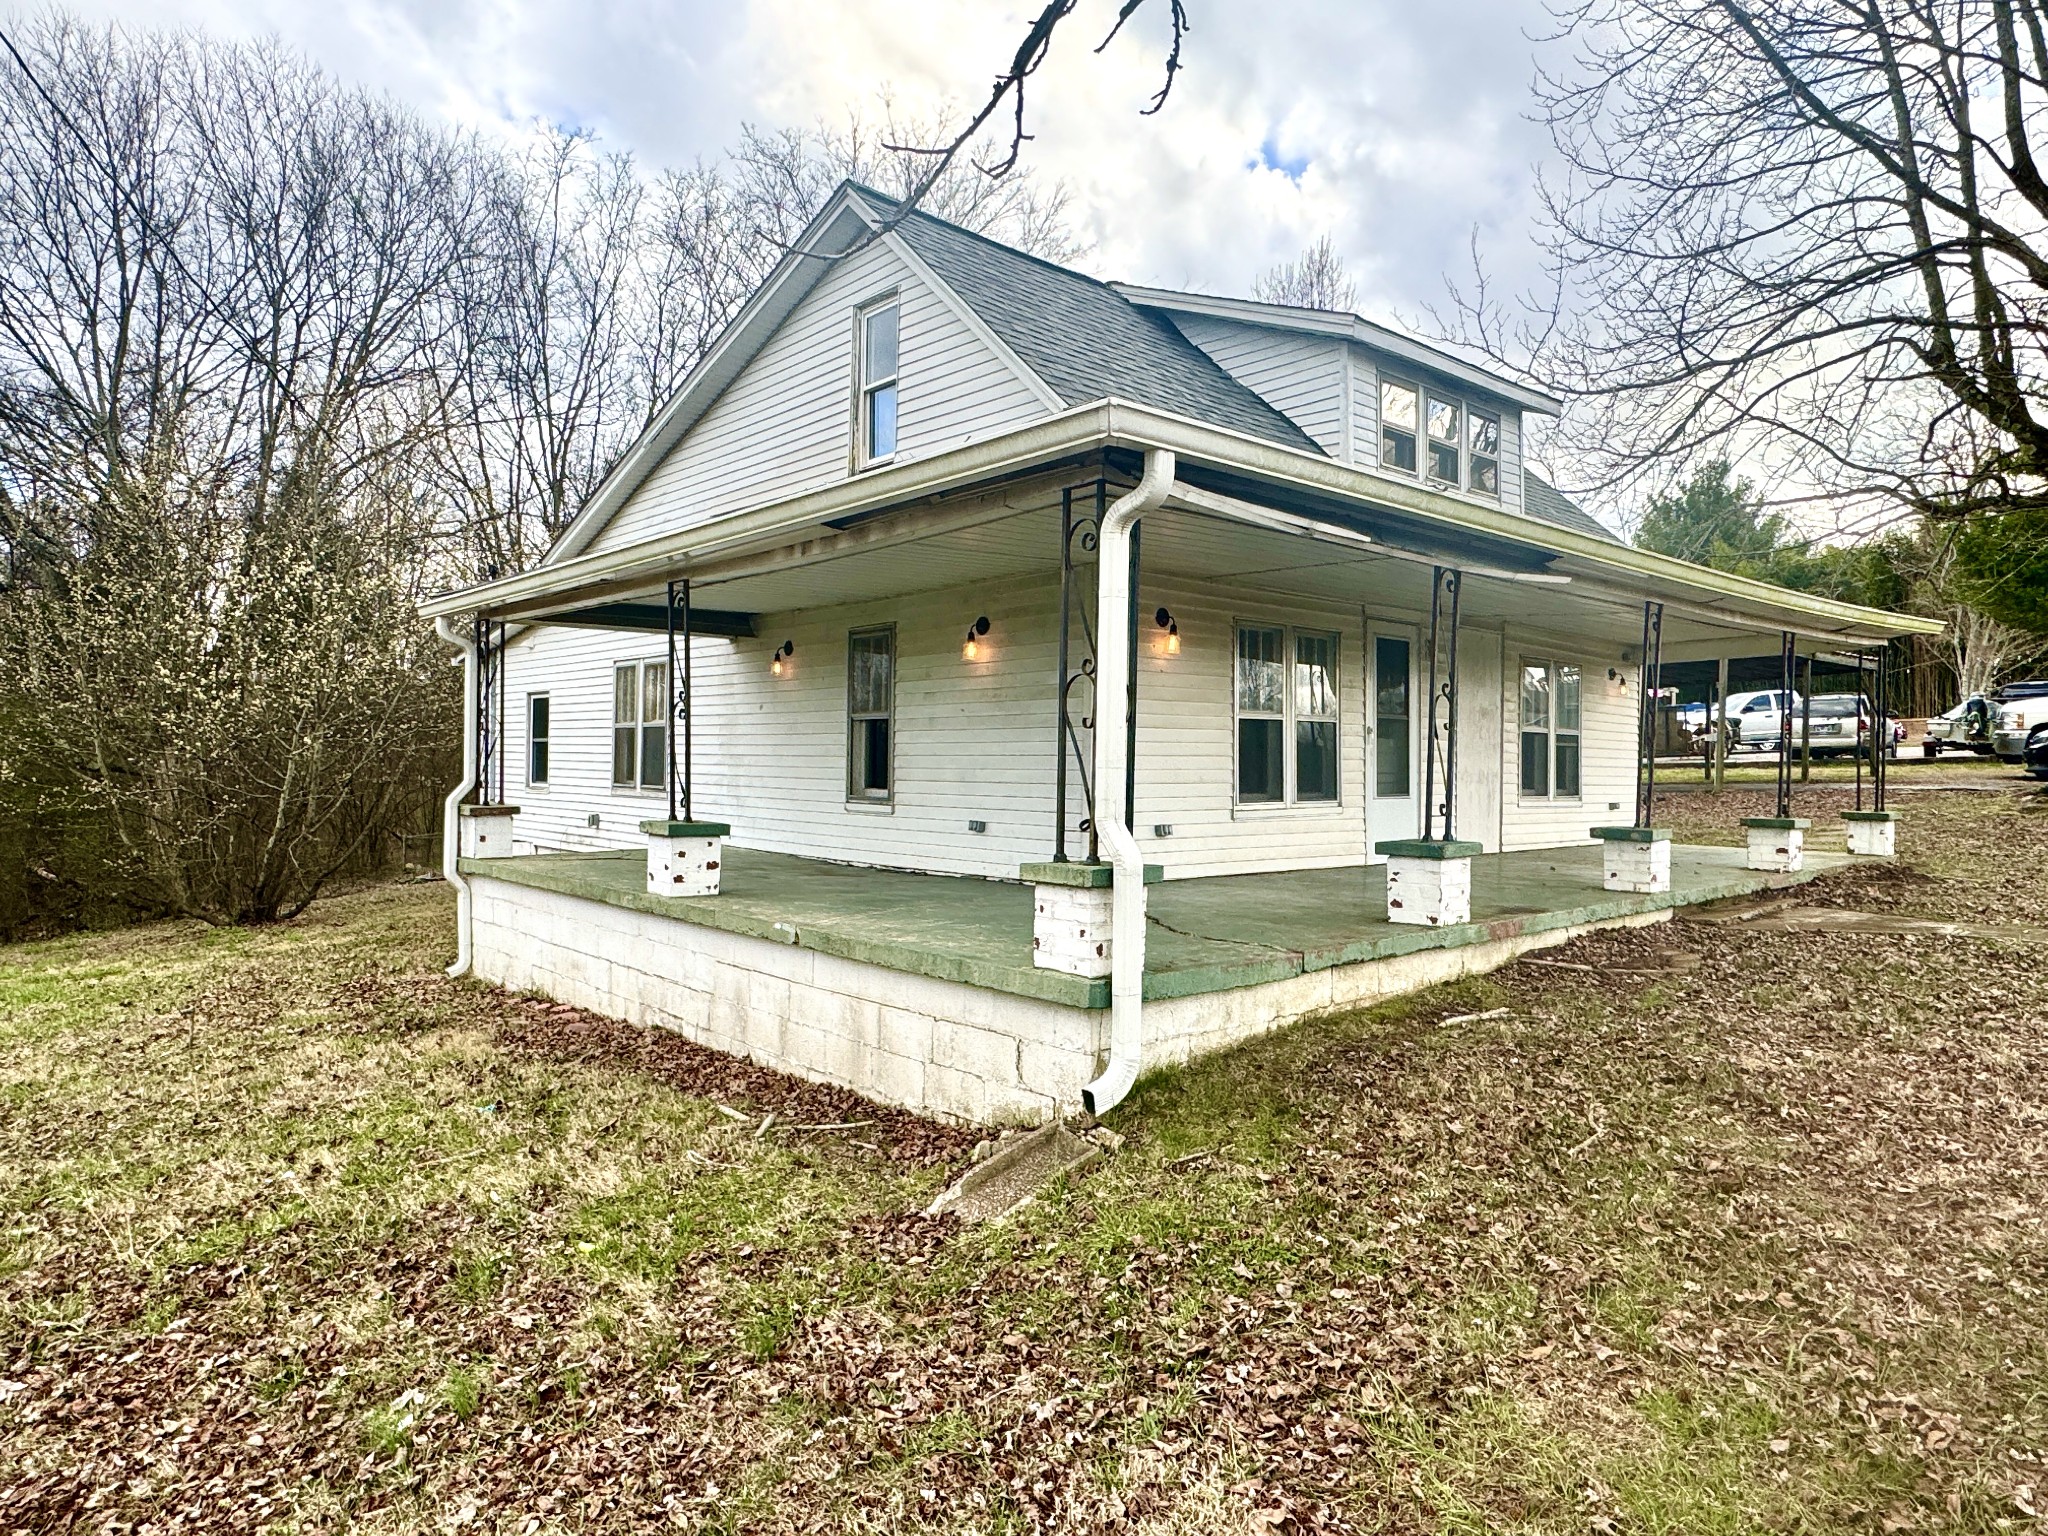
[435, 615, 478, 979]
[1081, 448, 1176, 1116]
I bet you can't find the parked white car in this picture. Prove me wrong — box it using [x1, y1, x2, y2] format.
[1719, 689, 1802, 751]
[1992, 681, 2048, 765]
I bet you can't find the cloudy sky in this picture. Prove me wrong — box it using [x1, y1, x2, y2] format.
[55, 0, 1569, 326]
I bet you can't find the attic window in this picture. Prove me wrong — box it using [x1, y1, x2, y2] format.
[1380, 380, 1418, 473]
[858, 299, 899, 464]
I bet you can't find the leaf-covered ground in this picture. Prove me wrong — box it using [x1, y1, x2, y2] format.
[4, 781, 2047, 1533]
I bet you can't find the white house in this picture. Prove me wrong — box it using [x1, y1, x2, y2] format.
[422, 183, 1937, 1124]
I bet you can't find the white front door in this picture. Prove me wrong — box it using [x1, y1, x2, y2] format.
[1366, 624, 1420, 855]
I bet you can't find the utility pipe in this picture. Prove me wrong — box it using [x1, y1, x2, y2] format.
[434, 615, 479, 979]
[1080, 448, 1175, 1117]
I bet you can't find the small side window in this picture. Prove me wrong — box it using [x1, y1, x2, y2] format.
[858, 301, 899, 464]
[527, 694, 550, 786]
[847, 626, 895, 801]
[612, 660, 667, 791]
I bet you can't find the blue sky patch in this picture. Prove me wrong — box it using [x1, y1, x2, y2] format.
[1254, 133, 1310, 182]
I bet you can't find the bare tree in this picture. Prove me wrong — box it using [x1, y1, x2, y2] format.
[1252, 235, 1357, 312]
[1473, 1, 2048, 528]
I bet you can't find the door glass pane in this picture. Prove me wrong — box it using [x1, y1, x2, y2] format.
[1380, 380, 1418, 473]
[1238, 718, 1284, 802]
[1374, 635, 1410, 798]
[1237, 626, 1284, 714]
[1296, 720, 1338, 801]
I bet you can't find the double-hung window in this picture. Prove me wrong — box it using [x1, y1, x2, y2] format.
[857, 299, 899, 464]
[1518, 659, 1582, 799]
[526, 694, 550, 786]
[612, 659, 667, 791]
[1236, 623, 1341, 805]
[1426, 392, 1461, 486]
[1467, 410, 1501, 497]
[847, 626, 894, 802]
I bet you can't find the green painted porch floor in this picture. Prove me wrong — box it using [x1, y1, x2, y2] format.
[462, 843, 1847, 1011]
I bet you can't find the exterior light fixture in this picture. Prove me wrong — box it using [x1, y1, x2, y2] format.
[1155, 607, 1180, 656]
[771, 640, 794, 676]
[963, 615, 990, 661]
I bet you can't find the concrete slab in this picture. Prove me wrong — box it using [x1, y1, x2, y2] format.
[463, 841, 1849, 1011]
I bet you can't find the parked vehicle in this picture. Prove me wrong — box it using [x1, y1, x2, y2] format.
[1924, 696, 1995, 757]
[1719, 688, 1803, 751]
[2025, 727, 2048, 779]
[1991, 680, 2048, 766]
[1801, 693, 1903, 758]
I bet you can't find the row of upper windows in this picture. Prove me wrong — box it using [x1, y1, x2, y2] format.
[1378, 378, 1503, 499]
[846, 290, 1513, 502]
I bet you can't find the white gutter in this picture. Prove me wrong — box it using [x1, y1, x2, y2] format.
[434, 616, 478, 980]
[1081, 448, 1176, 1118]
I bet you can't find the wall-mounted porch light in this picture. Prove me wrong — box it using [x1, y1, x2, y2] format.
[771, 640, 794, 676]
[962, 615, 990, 661]
[1154, 607, 1180, 656]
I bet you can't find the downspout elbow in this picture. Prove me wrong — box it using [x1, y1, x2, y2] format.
[435, 615, 478, 980]
[1080, 449, 1176, 1117]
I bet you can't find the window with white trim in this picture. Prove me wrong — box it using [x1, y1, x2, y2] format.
[847, 626, 894, 801]
[1380, 379, 1419, 473]
[1518, 659, 1581, 799]
[526, 693, 550, 786]
[1236, 623, 1341, 805]
[612, 660, 667, 791]
[1378, 376, 1505, 500]
[856, 299, 899, 464]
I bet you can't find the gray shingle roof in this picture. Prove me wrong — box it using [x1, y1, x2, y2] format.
[1522, 470, 1616, 542]
[854, 187, 1325, 456]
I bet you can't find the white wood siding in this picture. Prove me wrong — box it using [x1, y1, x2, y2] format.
[499, 559, 1638, 879]
[585, 240, 1050, 555]
[1169, 315, 1349, 460]
[1497, 638, 1641, 851]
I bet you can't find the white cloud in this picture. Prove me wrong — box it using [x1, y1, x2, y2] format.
[50, 0, 1564, 323]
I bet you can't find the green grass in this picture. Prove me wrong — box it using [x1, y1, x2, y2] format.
[4, 784, 2048, 1531]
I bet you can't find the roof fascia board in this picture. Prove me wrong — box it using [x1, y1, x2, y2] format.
[423, 394, 1936, 642]
[421, 403, 1119, 620]
[540, 188, 877, 568]
[1112, 283, 1563, 416]
[1094, 400, 1937, 640]
[843, 192, 1068, 415]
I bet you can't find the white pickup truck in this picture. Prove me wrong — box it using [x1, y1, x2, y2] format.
[1992, 680, 2048, 767]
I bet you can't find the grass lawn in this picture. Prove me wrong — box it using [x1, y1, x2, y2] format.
[4, 783, 2047, 1533]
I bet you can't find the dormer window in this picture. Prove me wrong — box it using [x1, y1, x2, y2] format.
[1426, 393, 1461, 486]
[1468, 410, 1501, 497]
[1380, 379, 1418, 473]
[858, 299, 899, 465]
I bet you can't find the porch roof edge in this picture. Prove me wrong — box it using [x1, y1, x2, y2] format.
[419, 397, 1941, 644]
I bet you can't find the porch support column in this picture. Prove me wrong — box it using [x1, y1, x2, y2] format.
[1381, 566, 1475, 925]
[460, 614, 518, 857]
[645, 578, 727, 895]
[1845, 642, 1899, 855]
[1712, 654, 1730, 791]
[1596, 599, 1670, 893]
[1773, 630, 1796, 820]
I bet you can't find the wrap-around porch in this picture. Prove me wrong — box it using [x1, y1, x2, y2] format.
[464, 840, 1846, 1012]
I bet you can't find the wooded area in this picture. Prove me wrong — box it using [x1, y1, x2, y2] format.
[0, 15, 1071, 936]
